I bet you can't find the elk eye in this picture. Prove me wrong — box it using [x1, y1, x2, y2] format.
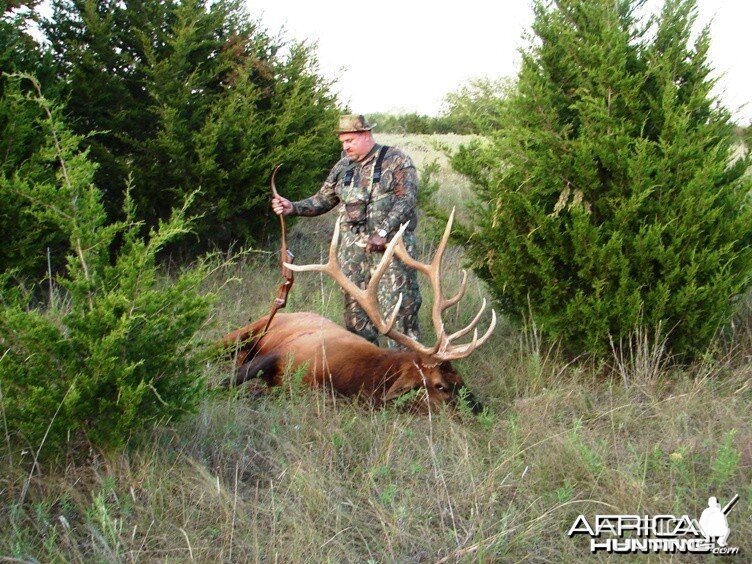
[435, 383, 447, 392]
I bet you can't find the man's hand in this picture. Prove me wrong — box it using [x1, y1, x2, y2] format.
[271, 195, 293, 216]
[365, 233, 387, 253]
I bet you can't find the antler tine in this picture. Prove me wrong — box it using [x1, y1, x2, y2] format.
[327, 217, 342, 261]
[432, 206, 455, 268]
[284, 217, 340, 273]
[446, 298, 487, 343]
[422, 208, 459, 347]
[442, 269, 468, 310]
[423, 208, 457, 352]
[384, 292, 403, 334]
[435, 309, 497, 361]
[394, 209, 457, 277]
[286, 218, 359, 297]
[366, 222, 410, 294]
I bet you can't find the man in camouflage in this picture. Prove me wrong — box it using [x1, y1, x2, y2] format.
[271, 114, 421, 348]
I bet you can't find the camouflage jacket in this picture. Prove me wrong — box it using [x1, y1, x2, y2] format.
[291, 144, 418, 237]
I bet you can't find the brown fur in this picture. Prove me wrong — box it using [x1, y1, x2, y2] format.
[220, 312, 481, 413]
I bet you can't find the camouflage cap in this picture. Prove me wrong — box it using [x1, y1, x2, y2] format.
[336, 114, 375, 133]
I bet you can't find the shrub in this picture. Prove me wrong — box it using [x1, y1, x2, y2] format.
[454, 0, 752, 360]
[0, 78, 214, 459]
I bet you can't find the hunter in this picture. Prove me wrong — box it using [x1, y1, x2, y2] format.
[271, 114, 422, 348]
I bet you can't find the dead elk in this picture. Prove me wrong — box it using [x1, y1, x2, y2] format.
[220, 211, 496, 413]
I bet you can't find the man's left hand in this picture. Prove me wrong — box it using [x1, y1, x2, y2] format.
[365, 233, 387, 253]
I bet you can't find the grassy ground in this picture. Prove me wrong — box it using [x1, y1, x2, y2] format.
[2, 135, 751, 562]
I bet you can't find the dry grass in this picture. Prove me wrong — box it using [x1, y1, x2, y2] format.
[2, 134, 751, 562]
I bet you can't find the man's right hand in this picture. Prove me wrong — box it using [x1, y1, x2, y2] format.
[271, 195, 293, 216]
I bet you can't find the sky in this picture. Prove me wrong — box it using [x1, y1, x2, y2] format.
[245, 0, 751, 124]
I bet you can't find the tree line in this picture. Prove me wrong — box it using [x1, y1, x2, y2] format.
[367, 77, 511, 135]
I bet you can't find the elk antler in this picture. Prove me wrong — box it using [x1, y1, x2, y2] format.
[285, 208, 496, 361]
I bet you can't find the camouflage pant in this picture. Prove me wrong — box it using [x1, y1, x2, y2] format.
[338, 228, 422, 348]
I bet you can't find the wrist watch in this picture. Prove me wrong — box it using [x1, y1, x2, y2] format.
[377, 229, 388, 238]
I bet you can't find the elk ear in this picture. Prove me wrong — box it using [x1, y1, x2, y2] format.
[384, 371, 420, 402]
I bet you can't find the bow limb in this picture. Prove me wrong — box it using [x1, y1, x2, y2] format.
[271, 164, 294, 284]
[263, 165, 294, 332]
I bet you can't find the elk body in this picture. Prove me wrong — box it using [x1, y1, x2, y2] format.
[221, 211, 496, 413]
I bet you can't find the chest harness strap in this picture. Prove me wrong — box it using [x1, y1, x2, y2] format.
[343, 145, 389, 187]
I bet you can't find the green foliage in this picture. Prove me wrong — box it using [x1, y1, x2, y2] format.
[0, 2, 52, 83]
[0, 79, 69, 281]
[367, 77, 509, 135]
[417, 159, 441, 208]
[367, 112, 457, 134]
[442, 76, 511, 134]
[454, 0, 752, 360]
[42, 0, 341, 254]
[709, 429, 741, 488]
[0, 79, 214, 458]
[0, 9, 61, 279]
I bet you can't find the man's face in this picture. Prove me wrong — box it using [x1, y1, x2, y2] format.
[339, 131, 374, 161]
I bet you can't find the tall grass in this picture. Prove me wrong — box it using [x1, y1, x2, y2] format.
[1, 134, 751, 561]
